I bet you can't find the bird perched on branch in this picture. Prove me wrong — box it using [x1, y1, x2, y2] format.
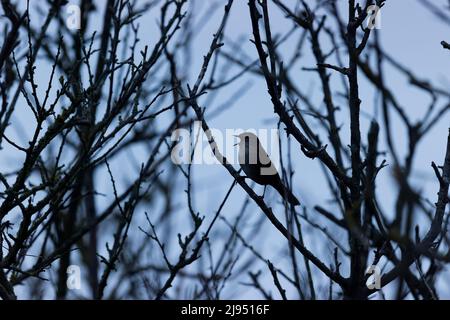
[235, 132, 300, 206]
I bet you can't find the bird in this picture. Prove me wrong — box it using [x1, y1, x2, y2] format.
[235, 132, 300, 206]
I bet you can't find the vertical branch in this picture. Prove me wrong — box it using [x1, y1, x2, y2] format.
[346, 0, 365, 298]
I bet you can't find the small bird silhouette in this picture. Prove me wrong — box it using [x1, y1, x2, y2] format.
[235, 132, 300, 206]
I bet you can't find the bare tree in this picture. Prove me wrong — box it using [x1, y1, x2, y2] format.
[0, 0, 449, 300]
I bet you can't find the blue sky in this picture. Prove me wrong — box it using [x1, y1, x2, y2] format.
[4, 0, 450, 299]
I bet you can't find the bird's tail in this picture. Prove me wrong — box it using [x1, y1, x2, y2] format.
[273, 179, 300, 206]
